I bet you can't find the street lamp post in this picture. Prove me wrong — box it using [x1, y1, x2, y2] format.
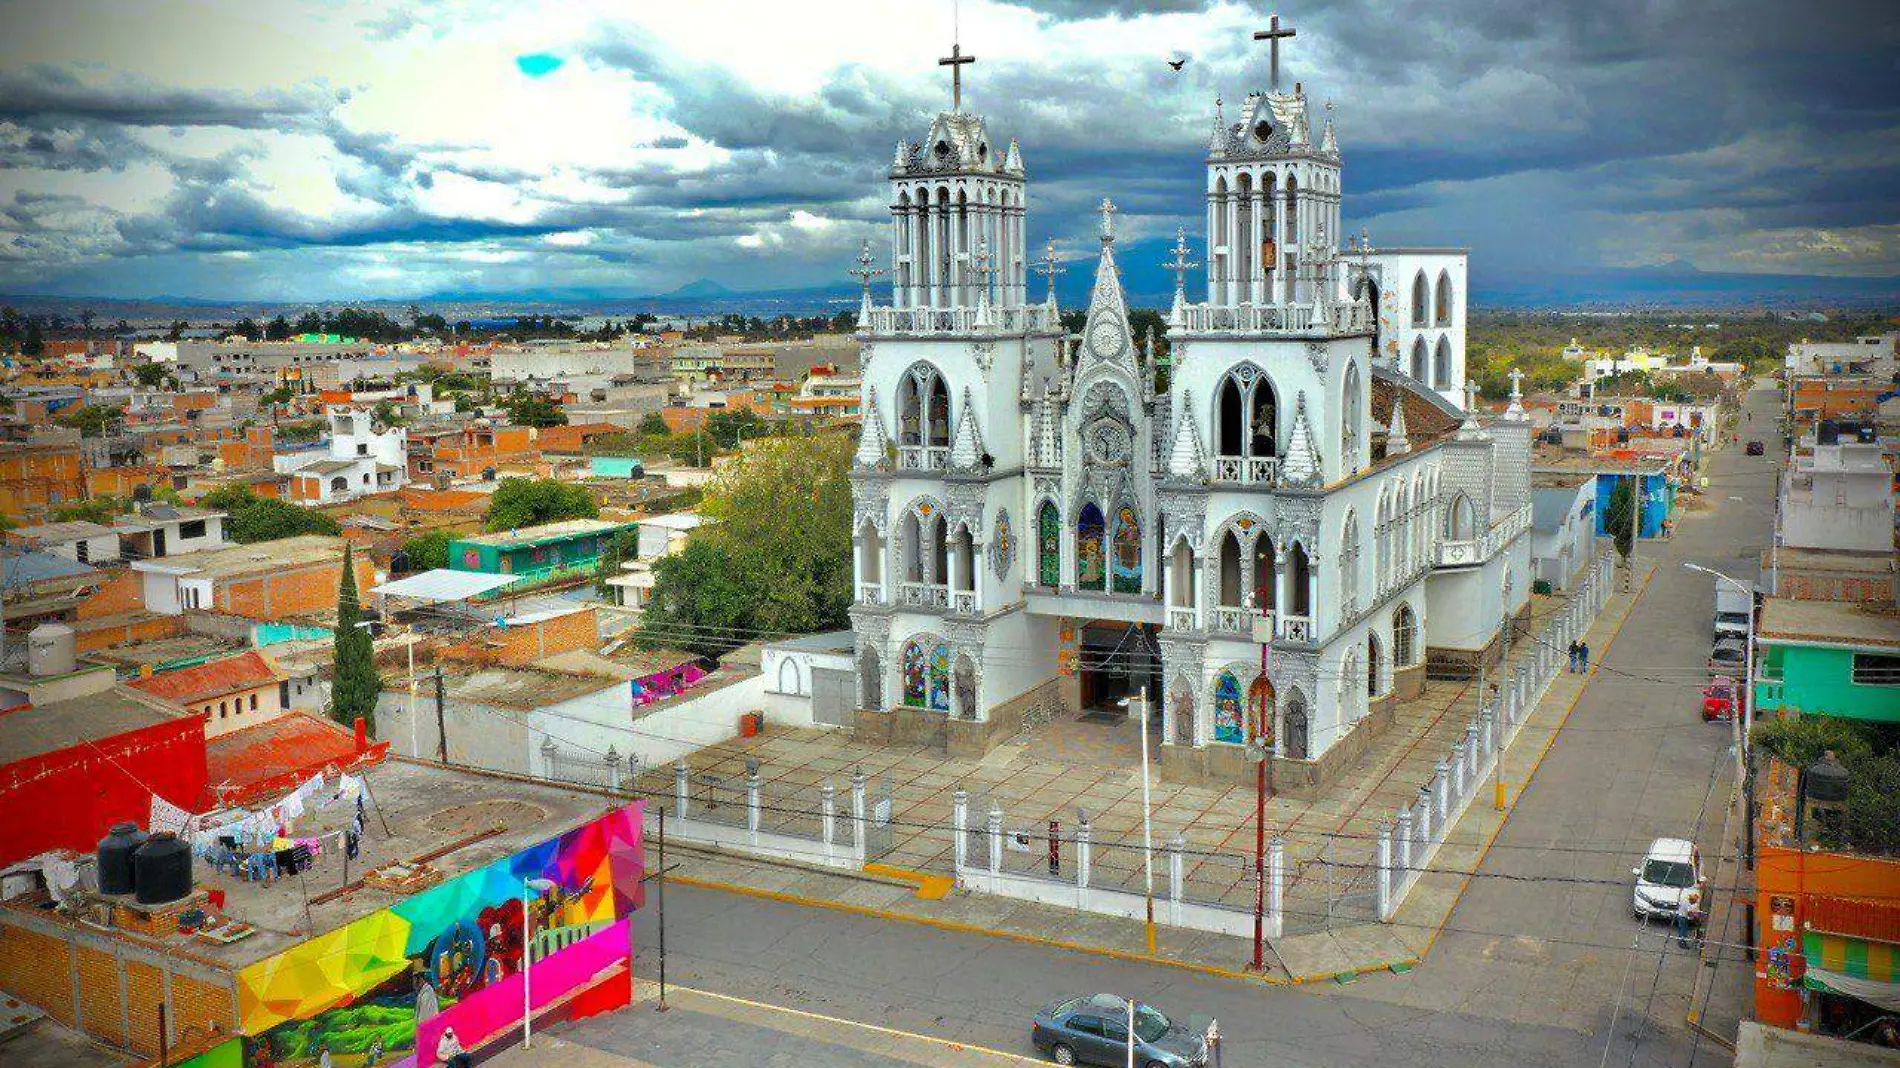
[521, 877, 556, 1048]
[1684, 562, 1756, 791]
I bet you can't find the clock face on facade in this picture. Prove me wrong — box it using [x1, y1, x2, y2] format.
[1088, 421, 1130, 464]
[1087, 316, 1125, 360]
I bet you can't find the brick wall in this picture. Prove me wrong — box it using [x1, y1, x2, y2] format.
[76, 614, 183, 652]
[445, 607, 599, 667]
[215, 556, 375, 620]
[76, 571, 147, 620]
[0, 913, 237, 1057]
[1778, 572, 1893, 602]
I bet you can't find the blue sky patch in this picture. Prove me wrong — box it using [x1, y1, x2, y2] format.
[515, 53, 564, 78]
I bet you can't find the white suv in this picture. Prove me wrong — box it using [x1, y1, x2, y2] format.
[1632, 837, 1703, 920]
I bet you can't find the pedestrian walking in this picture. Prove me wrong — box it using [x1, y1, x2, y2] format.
[1579, 641, 1591, 671]
[1567, 641, 1580, 672]
[1674, 889, 1703, 948]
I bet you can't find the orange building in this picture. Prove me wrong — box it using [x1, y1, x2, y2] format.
[0, 442, 88, 521]
[216, 425, 277, 471]
[534, 422, 623, 454]
[406, 422, 536, 480]
[1790, 377, 1884, 422]
[1753, 754, 1900, 1034]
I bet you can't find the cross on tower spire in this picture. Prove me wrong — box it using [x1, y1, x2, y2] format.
[939, 42, 977, 112]
[1252, 14, 1296, 93]
[1098, 198, 1117, 244]
[1165, 226, 1198, 303]
[848, 238, 887, 320]
[1036, 238, 1065, 306]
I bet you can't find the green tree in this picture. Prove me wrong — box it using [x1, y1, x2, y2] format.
[704, 409, 763, 449]
[503, 393, 568, 428]
[1751, 715, 1875, 770]
[400, 530, 454, 572]
[50, 496, 130, 524]
[131, 362, 172, 388]
[638, 434, 853, 654]
[1603, 478, 1636, 562]
[637, 411, 670, 436]
[483, 478, 598, 531]
[201, 486, 343, 543]
[1843, 751, 1900, 855]
[595, 529, 637, 597]
[329, 545, 382, 732]
[56, 404, 126, 438]
[265, 315, 292, 341]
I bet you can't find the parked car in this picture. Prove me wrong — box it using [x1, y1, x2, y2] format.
[1632, 837, 1704, 920]
[1708, 638, 1747, 675]
[1746, 440, 1765, 455]
[1031, 994, 1207, 1067]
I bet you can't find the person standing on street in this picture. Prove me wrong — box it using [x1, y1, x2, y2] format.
[1674, 889, 1703, 948]
[1579, 641, 1591, 672]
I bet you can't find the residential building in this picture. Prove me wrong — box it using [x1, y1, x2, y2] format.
[130, 535, 375, 620]
[1529, 475, 1596, 591]
[0, 440, 88, 521]
[448, 518, 636, 588]
[111, 504, 230, 559]
[0, 661, 203, 869]
[1781, 420, 1894, 555]
[1783, 332, 1898, 376]
[405, 419, 535, 481]
[4, 520, 122, 564]
[278, 407, 408, 503]
[1752, 599, 1900, 723]
[126, 649, 290, 740]
[169, 337, 376, 377]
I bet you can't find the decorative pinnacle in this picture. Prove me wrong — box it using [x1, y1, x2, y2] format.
[1036, 238, 1065, 304]
[1166, 226, 1198, 300]
[1098, 198, 1117, 244]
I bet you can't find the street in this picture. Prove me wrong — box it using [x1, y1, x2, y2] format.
[519, 387, 1780, 1067]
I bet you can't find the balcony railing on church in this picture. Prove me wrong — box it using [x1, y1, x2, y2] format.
[1172, 297, 1372, 337]
[1208, 605, 1257, 636]
[858, 582, 884, 605]
[1212, 456, 1281, 486]
[1165, 606, 1199, 632]
[950, 590, 980, 616]
[1279, 614, 1315, 643]
[899, 582, 949, 610]
[897, 445, 950, 472]
[1435, 502, 1533, 568]
[863, 304, 1060, 337]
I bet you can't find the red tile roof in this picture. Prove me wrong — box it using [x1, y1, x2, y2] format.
[1807, 895, 1900, 945]
[203, 711, 387, 808]
[127, 650, 284, 704]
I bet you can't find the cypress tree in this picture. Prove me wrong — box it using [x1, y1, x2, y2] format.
[330, 544, 382, 732]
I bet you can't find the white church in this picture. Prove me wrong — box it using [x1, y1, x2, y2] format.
[847, 28, 1536, 790]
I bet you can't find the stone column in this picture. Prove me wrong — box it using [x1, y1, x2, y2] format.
[745, 760, 762, 848]
[1076, 810, 1093, 891]
[604, 746, 622, 792]
[952, 788, 969, 872]
[987, 802, 1005, 878]
[1466, 722, 1483, 780]
[1376, 821, 1395, 922]
[1245, 176, 1263, 304]
[1168, 834, 1186, 926]
[851, 771, 868, 864]
[1433, 760, 1451, 828]
[820, 779, 837, 862]
[675, 761, 690, 820]
[1271, 188, 1288, 304]
[1226, 191, 1242, 306]
[1206, 192, 1220, 303]
[1450, 740, 1467, 800]
[1395, 805, 1415, 878]
[1268, 836, 1286, 940]
[1416, 785, 1434, 843]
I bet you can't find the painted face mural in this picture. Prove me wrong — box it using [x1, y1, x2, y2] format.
[1214, 672, 1244, 744]
[1111, 504, 1141, 594]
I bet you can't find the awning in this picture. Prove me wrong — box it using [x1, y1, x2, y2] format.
[371, 568, 520, 604]
[1802, 931, 1900, 1009]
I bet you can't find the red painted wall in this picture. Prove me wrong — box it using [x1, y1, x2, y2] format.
[0, 717, 209, 868]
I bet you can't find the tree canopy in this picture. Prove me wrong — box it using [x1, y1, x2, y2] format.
[483, 478, 599, 532]
[330, 544, 381, 732]
[502, 393, 568, 428]
[56, 404, 126, 438]
[638, 433, 852, 655]
[1603, 478, 1636, 561]
[201, 486, 342, 543]
[400, 530, 454, 572]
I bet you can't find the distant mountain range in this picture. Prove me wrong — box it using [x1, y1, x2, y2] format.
[3, 251, 1894, 320]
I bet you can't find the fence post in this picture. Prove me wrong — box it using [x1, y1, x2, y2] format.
[1075, 811, 1093, 909]
[674, 761, 689, 820]
[1465, 722, 1482, 781]
[1435, 759, 1453, 827]
[1268, 835, 1285, 940]
[1395, 805, 1415, 885]
[745, 760, 761, 849]
[1168, 834, 1185, 926]
[1416, 784, 1434, 844]
[818, 779, 835, 863]
[1376, 821, 1394, 922]
[850, 771, 867, 865]
[1481, 709, 1496, 765]
[952, 787, 969, 874]
[1450, 741, 1467, 802]
[604, 746, 622, 792]
[987, 803, 1004, 881]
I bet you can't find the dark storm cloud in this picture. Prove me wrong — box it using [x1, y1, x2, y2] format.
[0, 64, 337, 128]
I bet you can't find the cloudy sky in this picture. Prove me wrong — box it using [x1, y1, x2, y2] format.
[1, 0, 1895, 301]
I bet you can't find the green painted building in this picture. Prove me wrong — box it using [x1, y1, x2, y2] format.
[447, 518, 638, 589]
[1753, 598, 1900, 723]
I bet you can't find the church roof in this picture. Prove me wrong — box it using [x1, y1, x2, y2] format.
[1368, 376, 1460, 463]
[893, 112, 1023, 177]
[1209, 90, 1338, 162]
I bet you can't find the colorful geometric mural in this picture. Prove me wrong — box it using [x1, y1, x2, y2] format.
[235, 802, 643, 1066]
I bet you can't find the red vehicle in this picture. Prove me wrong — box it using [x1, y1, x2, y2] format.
[1701, 677, 1737, 721]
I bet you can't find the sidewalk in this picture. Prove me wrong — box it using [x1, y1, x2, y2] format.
[643, 559, 1657, 984]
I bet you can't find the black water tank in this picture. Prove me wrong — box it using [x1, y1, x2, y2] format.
[132, 831, 192, 905]
[97, 821, 146, 896]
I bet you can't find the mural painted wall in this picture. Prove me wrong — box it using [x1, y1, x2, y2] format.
[235, 802, 644, 1067]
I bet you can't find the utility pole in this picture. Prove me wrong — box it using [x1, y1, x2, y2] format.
[656, 806, 669, 1012]
[1139, 687, 1156, 957]
[433, 664, 448, 764]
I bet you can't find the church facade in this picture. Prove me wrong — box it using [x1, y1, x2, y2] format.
[848, 50, 1534, 790]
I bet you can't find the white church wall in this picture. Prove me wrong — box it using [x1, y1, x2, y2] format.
[1368, 250, 1467, 405]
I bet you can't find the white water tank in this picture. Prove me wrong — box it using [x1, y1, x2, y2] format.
[27, 623, 77, 677]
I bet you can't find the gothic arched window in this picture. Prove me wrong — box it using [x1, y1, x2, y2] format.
[897, 364, 951, 447]
[1411, 271, 1429, 327]
[1342, 361, 1363, 465]
[1435, 271, 1453, 327]
[1394, 604, 1418, 668]
[1444, 492, 1477, 541]
[1253, 533, 1275, 611]
[1341, 510, 1362, 615]
[1036, 501, 1061, 587]
[1410, 336, 1428, 381]
[1287, 541, 1312, 618]
[1368, 632, 1383, 697]
[1214, 369, 1277, 463]
[1110, 501, 1142, 594]
[1218, 530, 1244, 607]
[1213, 670, 1244, 744]
[1076, 502, 1107, 591]
[1434, 335, 1453, 390]
[901, 637, 951, 711]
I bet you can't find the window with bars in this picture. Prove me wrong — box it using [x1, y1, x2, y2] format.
[1851, 653, 1900, 686]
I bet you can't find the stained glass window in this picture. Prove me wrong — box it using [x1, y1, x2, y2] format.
[1076, 503, 1106, 591]
[1213, 671, 1244, 744]
[901, 638, 952, 712]
[1037, 502, 1060, 588]
[1110, 502, 1142, 594]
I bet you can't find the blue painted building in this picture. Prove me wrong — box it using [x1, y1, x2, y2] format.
[1591, 470, 1674, 539]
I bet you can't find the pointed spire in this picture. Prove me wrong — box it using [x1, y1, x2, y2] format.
[1386, 392, 1410, 455]
[1208, 97, 1227, 154]
[1080, 220, 1137, 370]
[1282, 391, 1322, 487]
[893, 140, 909, 170]
[1167, 390, 1205, 480]
[1031, 391, 1061, 467]
[1288, 98, 1311, 150]
[855, 387, 889, 468]
[1320, 100, 1339, 156]
[1003, 138, 1023, 176]
[949, 387, 985, 469]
